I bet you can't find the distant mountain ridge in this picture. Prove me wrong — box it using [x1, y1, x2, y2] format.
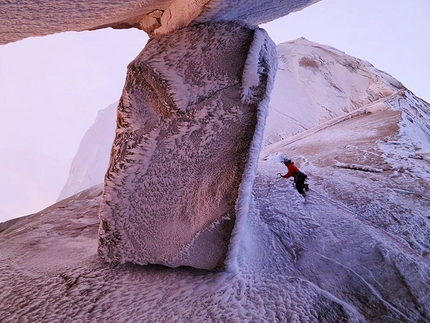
[57, 102, 116, 201]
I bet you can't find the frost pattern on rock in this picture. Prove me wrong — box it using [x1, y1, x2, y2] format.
[98, 21, 277, 270]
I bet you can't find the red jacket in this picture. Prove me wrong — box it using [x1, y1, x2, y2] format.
[283, 162, 300, 179]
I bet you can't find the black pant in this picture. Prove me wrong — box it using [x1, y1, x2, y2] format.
[294, 172, 307, 195]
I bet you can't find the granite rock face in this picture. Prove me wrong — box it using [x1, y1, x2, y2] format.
[98, 21, 277, 269]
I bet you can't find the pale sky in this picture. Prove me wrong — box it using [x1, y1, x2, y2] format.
[0, 0, 429, 223]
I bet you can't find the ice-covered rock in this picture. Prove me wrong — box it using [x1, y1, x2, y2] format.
[263, 37, 405, 146]
[98, 21, 277, 270]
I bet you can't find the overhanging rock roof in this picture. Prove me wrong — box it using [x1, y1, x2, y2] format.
[0, 0, 320, 44]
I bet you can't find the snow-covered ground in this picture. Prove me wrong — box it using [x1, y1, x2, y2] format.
[1, 38, 429, 321]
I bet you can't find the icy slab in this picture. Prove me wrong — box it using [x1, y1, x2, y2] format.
[98, 21, 277, 269]
[263, 37, 406, 146]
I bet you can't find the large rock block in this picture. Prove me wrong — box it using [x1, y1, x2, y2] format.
[98, 21, 277, 269]
[0, 0, 319, 44]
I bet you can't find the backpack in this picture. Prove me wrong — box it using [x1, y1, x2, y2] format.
[295, 172, 307, 181]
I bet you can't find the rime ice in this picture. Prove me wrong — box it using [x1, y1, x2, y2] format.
[98, 21, 277, 269]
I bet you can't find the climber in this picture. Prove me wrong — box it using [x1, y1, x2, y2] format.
[278, 158, 309, 197]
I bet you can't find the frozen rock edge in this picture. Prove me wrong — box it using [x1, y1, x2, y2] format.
[98, 21, 277, 270]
